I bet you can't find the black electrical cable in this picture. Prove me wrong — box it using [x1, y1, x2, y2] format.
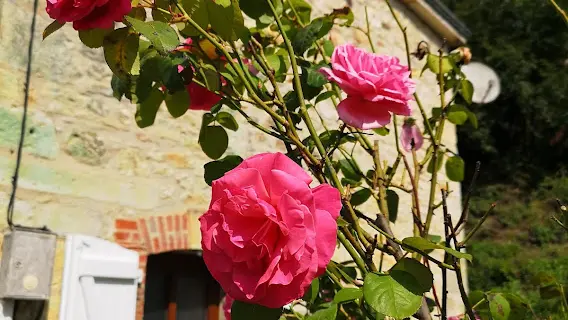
[5, 0, 49, 232]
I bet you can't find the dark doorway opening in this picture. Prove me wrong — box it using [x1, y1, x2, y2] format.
[143, 251, 223, 320]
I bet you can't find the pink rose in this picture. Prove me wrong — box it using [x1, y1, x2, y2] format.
[401, 118, 424, 152]
[46, 0, 131, 30]
[320, 44, 416, 130]
[223, 295, 234, 320]
[200, 152, 341, 308]
[176, 65, 222, 111]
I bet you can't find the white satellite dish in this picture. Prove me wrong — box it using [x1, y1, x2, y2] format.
[461, 61, 501, 104]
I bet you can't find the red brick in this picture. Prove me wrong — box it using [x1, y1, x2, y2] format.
[115, 219, 138, 231]
[146, 217, 157, 233]
[132, 233, 140, 243]
[158, 216, 167, 250]
[167, 215, 173, 232]
[175, 215, 181, 232]
[168, 235, 175, 250]
[182, 236, 188, 249]
[138, 218, 151, 251]
[138, 255, 147, 265]
[152, 237, 160, 253]
[182, 215, 189, 230]
[176, 235, 182, 249]
[114, 231, 130, 242]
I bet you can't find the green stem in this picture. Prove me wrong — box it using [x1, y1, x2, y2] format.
[459, 203, 495, 247]
[176, 3, 287, 128]
[364, 7, 377, 53]
[424, 48, 448, 235]
[337, 230, 368, 275]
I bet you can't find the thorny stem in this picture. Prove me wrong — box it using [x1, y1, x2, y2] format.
[424, 47, 448, 235]
[337, 230, 369, 275]
[364, 7, 377, 53]
[267, 0, 373, 253]
[455, 161, 481, 233]
[459, 203, 496, 247]
[442, 193, 476, 320]
[176, 3, 288, 128]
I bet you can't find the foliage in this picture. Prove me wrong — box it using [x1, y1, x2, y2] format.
[42, 0, 568, 319]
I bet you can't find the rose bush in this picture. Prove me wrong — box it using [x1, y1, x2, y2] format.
[200, 152, 341, 308]
[46, 0, 131, 30]
[320, 43, 416, 129]
[41, 0, 535, 318]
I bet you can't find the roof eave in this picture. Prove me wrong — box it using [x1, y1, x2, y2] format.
[403, 0, 471, 48]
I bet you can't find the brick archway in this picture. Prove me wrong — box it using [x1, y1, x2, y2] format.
[114, 213, 192, 320]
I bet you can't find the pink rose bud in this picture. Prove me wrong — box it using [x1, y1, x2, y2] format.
[176, 65, 222, 111]
[200, 152, 342, 308]
[401, 118, 424, 152]
[320, 44, 416, 130]
[46, 0, 131, 30]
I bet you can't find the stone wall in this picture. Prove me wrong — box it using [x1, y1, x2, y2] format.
[0, 0, 466, 318]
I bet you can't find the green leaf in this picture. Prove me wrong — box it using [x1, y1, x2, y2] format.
[104, 28, 140, 80]
[350, 188, 372, 206]
[165, 90, 190, 118]
[199, 126, 229, 159]
[111, 75, 129, 101]
[426, 54, 453, 75]
[339, 159, 362, 182]
[303, 278, 320, 304]
[315, 91, 336, 105]
[287, 0, 312, 23]
[322, 40, 334, 57]
[43, 20, 65, 40]
[231, 300, 282, 320]
[390, 258, 433, 294]
[152, 0, 174, 22]
[306, 62, 329, 87]
[334, 288, 363, 304]
[401, 237, 473, 262]
[445, 155, 465, 182]
[427, 151, 444, 174]
[386, 189, 399, 223]
[460, 80, 474, 104]
[207, 0, 245, 41]
[135, 86, 164, 128]
[306, 304, 337, 320]
[128, 7, 147, 21]
[180, 0, 210, 36]
[467, 110, 478, 129]
[447, 104, 469, 125]
[489, 294, 511, 320]
[215, 0, 231, 7]
[203, 155, 243, 185]
[125, 16, 179, 53]
[216, 111, 239, 131]
[373, 127, 390, 136]
[292, 18, 325, 55]
[539, 283, 563, 299]
[363, 272, 423, 319]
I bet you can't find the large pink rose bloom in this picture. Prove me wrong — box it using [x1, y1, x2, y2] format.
[320, 44, 416, 130]
[46, 0, 131, 30]
[200, 152, 341, 308]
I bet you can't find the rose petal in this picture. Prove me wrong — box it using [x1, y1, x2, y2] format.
[314, 209, 338, 275]
[236, 152, 312, 190]
[312, 184, 342, 219]
[212, 168, 269, 202]
[337, 96, 392, 129]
